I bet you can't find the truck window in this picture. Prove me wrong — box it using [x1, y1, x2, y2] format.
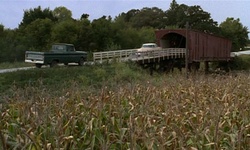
[53, 45, 66, 51]
[67, 45, 75, 51]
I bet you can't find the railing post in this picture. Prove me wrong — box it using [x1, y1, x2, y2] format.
[101, 53, 102, 63]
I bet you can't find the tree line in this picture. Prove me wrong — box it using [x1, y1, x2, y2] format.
[0, 0, 249, 62]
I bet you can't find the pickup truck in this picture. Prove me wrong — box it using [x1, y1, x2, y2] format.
[25, 43, 87, 68]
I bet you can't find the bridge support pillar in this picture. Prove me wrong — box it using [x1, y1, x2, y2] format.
[204, 61, 209, 74]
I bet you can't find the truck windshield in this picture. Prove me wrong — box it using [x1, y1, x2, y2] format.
[142, 44, 156, 48]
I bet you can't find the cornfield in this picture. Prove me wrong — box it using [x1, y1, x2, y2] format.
[0, 66, 250, 149]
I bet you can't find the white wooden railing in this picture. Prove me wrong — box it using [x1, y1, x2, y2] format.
[93, 49, 137, 62]
[141, 48, 186, 58]
[93, 48, 186, 63]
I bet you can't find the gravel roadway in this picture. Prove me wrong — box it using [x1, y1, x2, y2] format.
[0, 67, 35, 74]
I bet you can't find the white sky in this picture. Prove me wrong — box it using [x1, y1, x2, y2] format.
[0, 0, 249, 34]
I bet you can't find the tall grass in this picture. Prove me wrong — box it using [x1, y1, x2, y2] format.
[0, 63, 250, 149]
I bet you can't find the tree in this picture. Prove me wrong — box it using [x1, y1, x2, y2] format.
[113, 13, 130, 30]
[130, 7, 166, 29]
[75, 19, 94, 51]
[113, 17, 155, 49]
[220, 17, 249, 51]
[165, 1, 218, 33]
[165, 0, 179, 27]
[0, 28, 27, 62]
[53, 6, 72, 22]
[123, 9, 140, 22]
[137, 27, 156, 44]
[51, 20, 80, 45]
[0, 26, 7, 62]
[118, 7, 165, 29]
[91, 16, 114, 51]
[19, 6, 56, 27]
[170, 0, 178, 10]
[115, 28, 141, 49]
[80, 13, 90, 20]
[23, 18, 54, 51]
[0, 24, 4, 36]
[184, 5, 218, 33]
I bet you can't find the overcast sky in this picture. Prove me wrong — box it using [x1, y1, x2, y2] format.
[0, 0, 249, 33]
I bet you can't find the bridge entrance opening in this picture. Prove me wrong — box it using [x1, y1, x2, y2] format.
[160, 33, 186, 49]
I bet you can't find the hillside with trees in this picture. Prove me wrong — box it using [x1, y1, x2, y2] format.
[0, 0, 249, 63]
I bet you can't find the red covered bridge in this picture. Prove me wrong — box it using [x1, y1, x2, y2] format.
[155, 29, 232, 62]
[93, 29, 232, 73]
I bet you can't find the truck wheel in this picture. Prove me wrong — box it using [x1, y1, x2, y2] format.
[78, 58, 84, 66]
[35, 64, 42, 68]
[50, 60, 58, 68]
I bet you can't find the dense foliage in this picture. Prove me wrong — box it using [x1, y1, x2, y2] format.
[0, 0, 249, 63]
[0, 63, 250, 149]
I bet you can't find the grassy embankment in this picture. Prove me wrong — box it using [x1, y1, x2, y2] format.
[0, 62, 33, 69]
[0, 62, 250, 149]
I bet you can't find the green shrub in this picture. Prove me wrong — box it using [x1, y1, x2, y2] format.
[94, 67, 107, 80]
[211, 55, 250, 71]
[113, 63, 140, 82]
[229, 55, 250, 70]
